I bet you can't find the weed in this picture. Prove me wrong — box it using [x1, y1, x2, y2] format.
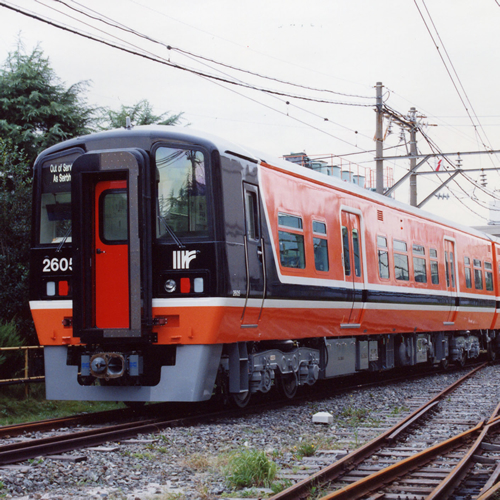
[159, 493, 186, 500]
[224, 449, 277, 489]
[27, 458, 43, 465]
[340, 406, 369, 422]
[182, 452, 211, 471]
[307, 484, 331, 499]
[390, 405, 409, 416]
[296, 441, 317, 458]
[132, 452, 154, 460]
[271, 479, 292, 494]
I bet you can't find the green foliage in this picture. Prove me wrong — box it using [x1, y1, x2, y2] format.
[271, 479, 292, 494]
[224, 449, 277, 490]
[0, 42, 96, 163]
[0, 320, 25, 381]
[0, 140, 34, 342]
[340, 406, 370, 425]
[295, 441, 317, 458]
[99, 99, 183, 130]
[0, 385, 124, 425]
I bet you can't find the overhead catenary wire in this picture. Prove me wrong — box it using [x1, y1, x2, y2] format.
[54, 0, 374, 101]
[54, 0, 378, 152]
[0, 1, 374, 108]
[1, 0, 384, 162]
[414, 0, 498, 159]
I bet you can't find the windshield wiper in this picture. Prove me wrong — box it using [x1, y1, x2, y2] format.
[56, 225, 72, 253]
[157, 216, 185, 249]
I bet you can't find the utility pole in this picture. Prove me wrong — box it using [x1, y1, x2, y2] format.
[375, 82, 384, 194]
[409, 107, 418, 206]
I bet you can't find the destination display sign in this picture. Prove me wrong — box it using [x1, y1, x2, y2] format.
[41, 152, 82, 193]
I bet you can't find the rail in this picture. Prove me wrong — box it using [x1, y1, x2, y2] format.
[270, 363, 487, 500]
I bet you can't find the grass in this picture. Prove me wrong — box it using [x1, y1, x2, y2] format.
[0, 384, 124, 425]
[295, 441, 317, 459]
[224, 449, 277, 489]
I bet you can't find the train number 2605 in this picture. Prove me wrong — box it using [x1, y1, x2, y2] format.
[42, 257, 73, 272]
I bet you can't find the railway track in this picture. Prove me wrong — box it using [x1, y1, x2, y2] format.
[0, 362, 461, 442]
[272, 362, 500, 500]
[0, 401, 284, 466]
[0, 362, 494, 499]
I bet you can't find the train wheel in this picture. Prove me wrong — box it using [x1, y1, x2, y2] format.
[487, 343, 497, 362]
[230, 391, 251, 408]
[277, 372, 298, 399]
[457, 351, 466, 368]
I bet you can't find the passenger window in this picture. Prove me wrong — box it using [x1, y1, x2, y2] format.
[278, 213, 305, 269]
[485, 262, 493, 291]
[279, 232, 305, 269]
[352, 229, 361, 277]
[278, 213, 303, 229]
[445, 252, 450, 287]
[430, 249, 439, 285]
[313, 220, 329, 272]
[412, 244, 427, 283]
[377, 235, 389, 279]
[413, 257, 427, 283]
[431, 261, 439, 285]
[342, 226, 351, 276]
[474, 259, 483, 290]
[393, 239, 409, 281]
[464, 256, 472, 289]
[449, 251, 455, 288]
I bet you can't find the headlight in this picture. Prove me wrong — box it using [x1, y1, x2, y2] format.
[164, 279, 176, 293]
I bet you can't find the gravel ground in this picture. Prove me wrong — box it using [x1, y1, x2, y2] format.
[0, 366, 484, 500]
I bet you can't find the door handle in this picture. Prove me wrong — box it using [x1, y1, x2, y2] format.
[96, 248, 106, 254]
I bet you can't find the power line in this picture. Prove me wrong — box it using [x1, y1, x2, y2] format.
[0, 1, 374, 108]
[57, 0, 373, 101]
[414, 0, 495, 155]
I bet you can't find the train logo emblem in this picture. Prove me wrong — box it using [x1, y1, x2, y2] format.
[173, 250, 197, 270]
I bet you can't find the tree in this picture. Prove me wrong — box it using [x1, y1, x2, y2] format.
[0, 42, 96, 345]
[0, 138, 34, 343]
[99, 99, 183, 130]
[0, 43, 96, 164]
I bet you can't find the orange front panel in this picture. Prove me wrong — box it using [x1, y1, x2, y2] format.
[31, 305, 80, 346]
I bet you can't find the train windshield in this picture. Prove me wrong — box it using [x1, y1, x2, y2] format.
[38, 156, 75, 244]
[155, 146, 209, 239]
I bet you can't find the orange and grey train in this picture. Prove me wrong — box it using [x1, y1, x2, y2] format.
[30, 126, 499, 405]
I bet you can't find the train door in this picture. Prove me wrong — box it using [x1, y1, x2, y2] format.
[94, 180, 129, 328]
[444, 238, 458, 324]
[241, 183, 266, 327]
[71, 149, 152, 341]
[341, 210, 365, 327]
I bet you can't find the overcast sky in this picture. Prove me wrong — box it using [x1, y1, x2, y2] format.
[1, 0, 500, 226]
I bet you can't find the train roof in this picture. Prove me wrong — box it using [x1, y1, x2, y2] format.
[35, 125, 500, 245]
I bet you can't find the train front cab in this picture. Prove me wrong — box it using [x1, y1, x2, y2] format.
[31, 139, 223, 402]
